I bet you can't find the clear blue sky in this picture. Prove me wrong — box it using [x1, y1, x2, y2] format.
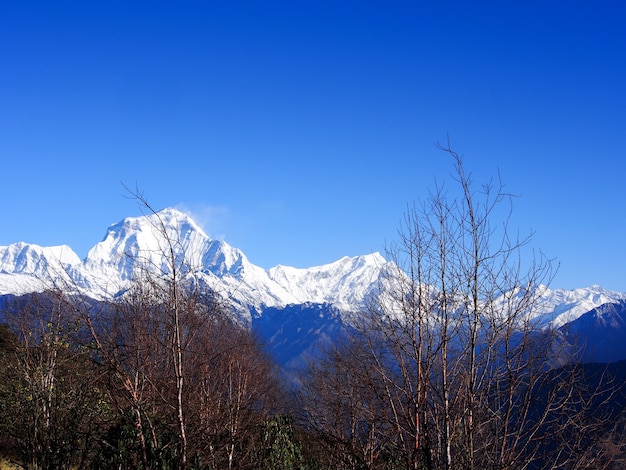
[1, 1, 625, 291]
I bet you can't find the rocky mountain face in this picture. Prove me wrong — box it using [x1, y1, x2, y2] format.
[559, 300, 626, 363]
[1, 208, 625, 371]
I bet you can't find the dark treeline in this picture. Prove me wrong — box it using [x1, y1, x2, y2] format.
[2, 154, 626, 469]
[1, 291, 626, 470]
[0, 289, 300, 470]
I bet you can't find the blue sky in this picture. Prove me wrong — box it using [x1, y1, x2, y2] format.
[1, 1, 625, 291]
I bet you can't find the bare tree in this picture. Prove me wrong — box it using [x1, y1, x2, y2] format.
[192, 319, 284, 469]
[75, 190, 286, 469]
[299, 338, 394, 469]
[369, 145, 619, 469]
[304, 146, 615, 469]
[82, 197, 206, 468]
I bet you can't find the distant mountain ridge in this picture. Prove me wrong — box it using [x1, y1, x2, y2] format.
[559, 300, 626, 363]
[0, 209, 390, 322]
[2, 208, 626, 368]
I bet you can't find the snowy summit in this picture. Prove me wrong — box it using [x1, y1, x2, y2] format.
[0, 208, 624, 328]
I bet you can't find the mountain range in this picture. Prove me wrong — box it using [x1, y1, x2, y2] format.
[1, 208, 625, 373]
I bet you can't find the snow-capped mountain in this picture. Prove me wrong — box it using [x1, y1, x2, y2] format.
[0, 209, 389, 322]
[0, 242, 80, 295]
[267, 253, 386, 312]
[1, 207, 626, 367]
[75, 208, 302, 313]
[532, 285, 626, 328]
[0, 242, 80, 274]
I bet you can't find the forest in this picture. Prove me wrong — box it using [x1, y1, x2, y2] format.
[1, 152, 626, 469]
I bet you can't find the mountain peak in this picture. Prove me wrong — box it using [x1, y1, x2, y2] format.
[2, 209, 624, 334]
[152, 207, 207, 234]
[104, 208, 208, 242]
[80, 207, 216, 284]
[0, 242, 80, 275]
[533, 284, 626, 328]
[267, 252, 388, 310]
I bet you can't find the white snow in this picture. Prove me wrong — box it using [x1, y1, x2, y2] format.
[531, 284, 626, 328]
[267, 252, 387, 311]
[0, 208, 624, 330]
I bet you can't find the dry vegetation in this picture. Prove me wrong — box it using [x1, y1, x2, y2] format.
[1, 154, 624, 469]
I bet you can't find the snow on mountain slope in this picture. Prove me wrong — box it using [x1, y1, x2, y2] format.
[0, 208, 387, 316]
[196, 257, 301, 317]
[267, 253, 387, 311]
[83, 208, 213, 279]
[0, 242, 80, 274]
[0, 208, 624, 331]
[0, 242, 81, 295]
[531, 285, 626, 328]
[76, 208, 302, 313]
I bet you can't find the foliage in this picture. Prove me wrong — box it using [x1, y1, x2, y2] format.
[0, 293, 110, 470]
[255, 416, 306, 470]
